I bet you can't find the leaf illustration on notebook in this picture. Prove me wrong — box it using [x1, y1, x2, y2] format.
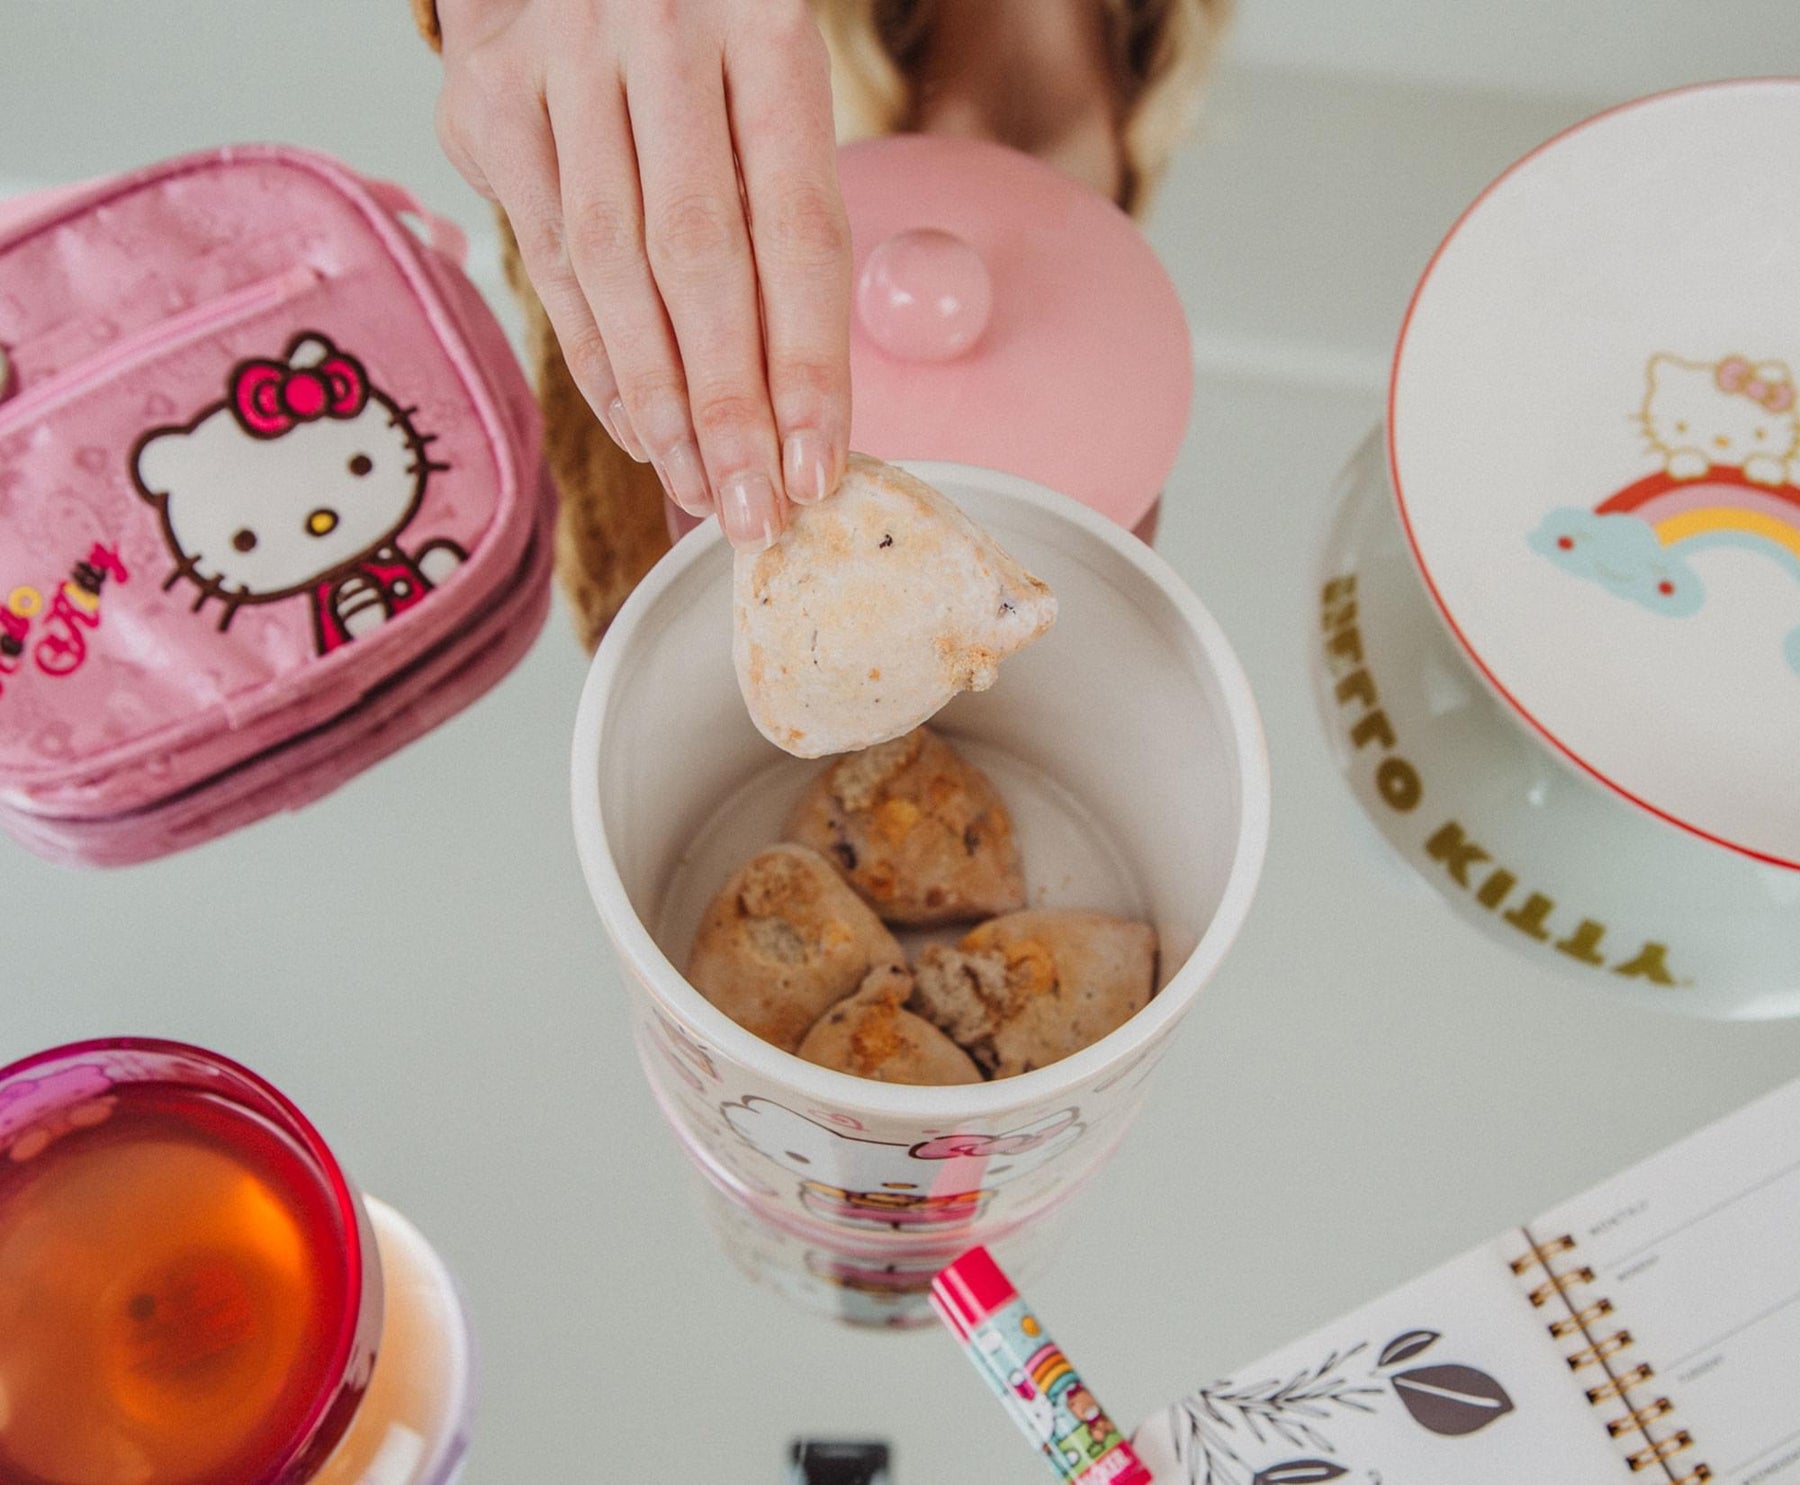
[1370, 1330, 1514, 1436]
[1168, 1345, 1379, 1485]
[1252, 1461, 1348, 1485]
[1374, 1331, 1439, 1368]
[1168, 1332, 1514, 1484]
[1387, 1365, 1514, 1436]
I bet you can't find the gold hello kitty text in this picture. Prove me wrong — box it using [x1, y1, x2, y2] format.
[1321, 575, 1683, 987]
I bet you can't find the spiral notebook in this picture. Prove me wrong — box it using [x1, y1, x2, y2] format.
[1135, 1076, 1800, 1485]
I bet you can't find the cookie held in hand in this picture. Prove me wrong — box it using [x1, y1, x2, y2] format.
[912, 910, 1157, 1078]
[734, 454, 1056, 758]
[687, 844, 906, 1053]
[786, 727, 1026, 926]
[797, 964, 983, 1085]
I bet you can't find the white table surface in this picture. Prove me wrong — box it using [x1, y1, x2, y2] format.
[4, 6, 1800, 1482]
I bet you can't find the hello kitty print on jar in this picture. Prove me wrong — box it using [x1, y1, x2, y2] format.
[131, 333, 464, 654]
[1642, 353, 1800, 488]
[719, 1096, 1085, 1234]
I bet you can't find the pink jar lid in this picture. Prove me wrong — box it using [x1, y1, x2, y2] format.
[840, 135, 1192, 531]
[1391, 79, 1800, 870]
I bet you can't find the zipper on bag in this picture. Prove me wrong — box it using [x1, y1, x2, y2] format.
[0, 262, 323, 434]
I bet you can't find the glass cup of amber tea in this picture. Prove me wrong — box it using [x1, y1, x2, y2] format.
[0, 1038, 472, 1485]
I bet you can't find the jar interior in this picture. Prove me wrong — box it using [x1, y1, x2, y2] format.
[592, 471, 1255, 1018]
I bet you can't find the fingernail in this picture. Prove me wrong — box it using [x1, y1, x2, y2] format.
[607, 397, 648, 463]
[719, 471, 782, 551]
[594, 401, 620, 445]
[782, 429, 832, 505]
[657, 441, 711, 515]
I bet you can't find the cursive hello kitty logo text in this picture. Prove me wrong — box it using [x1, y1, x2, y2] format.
[0, 544, 129, 699]
[131, 332, 464, 655]
[1531, 352, 1800, 674]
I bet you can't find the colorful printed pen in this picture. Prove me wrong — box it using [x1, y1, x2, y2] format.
[931, 1246, 1153, 1485]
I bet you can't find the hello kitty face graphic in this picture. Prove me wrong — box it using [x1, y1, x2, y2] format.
[721, 1098, 1084, 1231]
[1642, 353, 1800, 487]
[131, 333, 464, 654]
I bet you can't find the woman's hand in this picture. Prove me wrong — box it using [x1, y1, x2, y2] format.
[434, 0, 852, 549]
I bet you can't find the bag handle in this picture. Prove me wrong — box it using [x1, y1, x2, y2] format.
[364, 177, 470, 268]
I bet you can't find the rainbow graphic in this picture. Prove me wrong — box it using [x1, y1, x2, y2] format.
[1532, 464, 1800, 675]
[1028, 1341, 1078, 1400]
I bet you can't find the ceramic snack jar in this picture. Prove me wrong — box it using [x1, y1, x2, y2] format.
[1311, 80, 1800, 1017]
[574, 463, 1268, 1322]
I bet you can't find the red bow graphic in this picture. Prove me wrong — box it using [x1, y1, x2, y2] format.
[231, 338, 369, 437]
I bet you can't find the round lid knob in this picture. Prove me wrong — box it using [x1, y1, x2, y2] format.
[841, 136, 1192, 534]
[856, 228, 993, 363]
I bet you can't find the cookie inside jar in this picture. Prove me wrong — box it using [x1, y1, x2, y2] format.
[661, 725, 1159, 1084]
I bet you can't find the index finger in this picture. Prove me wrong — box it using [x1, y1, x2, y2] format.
[627, 35, 786, 550]
[725, 11, 852, 507]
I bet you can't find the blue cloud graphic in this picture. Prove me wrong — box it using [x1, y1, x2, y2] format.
[1529, 508, 1705, 617]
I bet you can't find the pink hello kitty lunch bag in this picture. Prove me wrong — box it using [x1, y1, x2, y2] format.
[0, 145, 555, 867]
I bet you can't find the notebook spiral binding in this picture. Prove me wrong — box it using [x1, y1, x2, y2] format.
[1510, 1229, 1711, 1482]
